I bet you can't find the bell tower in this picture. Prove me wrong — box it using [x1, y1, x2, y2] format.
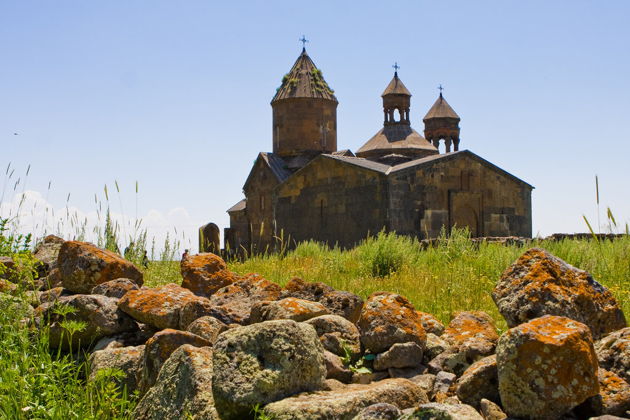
[423, 87, 461, 153]
[382, 64, 411, 126]
[271, 44, 338, 159]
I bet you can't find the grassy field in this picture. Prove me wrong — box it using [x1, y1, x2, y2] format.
[2, 228, 630, 419]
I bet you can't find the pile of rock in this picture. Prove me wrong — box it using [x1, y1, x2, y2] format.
[2, 238, 629, 419]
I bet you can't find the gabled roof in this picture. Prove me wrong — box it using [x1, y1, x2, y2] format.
[423, 93, 460, 120]
[271, 49, 337, 103]
[243, 152, 291, 192]
[382, 73, 411, 96]
[227, 199, 246, 213]
[315, 150, 533, 189]
[356, 125, 437, 156]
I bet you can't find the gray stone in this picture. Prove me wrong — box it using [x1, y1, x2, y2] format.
[186, 315, 228, 344]
[595, 327, 630, 384]
[424, 333, 450, 363]
[374, 342, 423, 371]
[89, 345, 144, 395]
[352, 403, 401, 420]
[306, 314, 361, 359]
[212, 320, 326, 419]
[387, 366, 427, 380]
[36, 294, 136, 350]
[408, 373, 436, 395]
[433, 371, 456, 400]
[33, 235, 64, 276]
[263, 378, 428, 420]
[324, 350, 353, 383]
[456, 355, 499, 408]
[91, 278, 139, 299]
[403, 403, 484, 420]
[479, 399, 507, 420]
[133, 344, 219, 420]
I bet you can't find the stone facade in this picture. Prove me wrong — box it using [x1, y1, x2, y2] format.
[213, 48, 533, 254]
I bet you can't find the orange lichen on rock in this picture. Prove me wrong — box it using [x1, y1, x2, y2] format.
[595, 327, 630, 384]
[443, 311, 498, 348]
[497, 315, 600, 419]
[575, 368, 630, 416]
[118, 283, 203, 330]
[58, 241, 143, 294]
[358, 292, 426, 354]
[250, 297, 329, 324]
[493, 248, 626, 339]
[180, 252, 240, 297]
[416, 311, 445, 336]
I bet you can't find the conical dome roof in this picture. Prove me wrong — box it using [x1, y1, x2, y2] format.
[271, 49, 337, 103]
[382, 73, 411, 96]
[423, 93, 460, 120]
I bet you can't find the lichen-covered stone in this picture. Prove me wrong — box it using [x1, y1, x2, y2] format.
[206, 274, 282, 324]
[417, 311, 445, 336]
[374, 342, 423, 371]
[178, 297, 215, 329]
[133, 344, 219, 420]
[306, 314, 361, 359]
[249, 297, 329, 323]
[141, 328, 211, 390]
[479, 399, 507, 420]
[282, 277, 363, 323]
[186, 315, 228, 344]
[38, 287, 71, 304]
[180, 252, 238, 297]
[576, 368, 630, 417]
[492, 248, 626, 339]
[36, 294, 137, 349]
[58, 241, 143, 293]
[352, 403, 401, 420]
[497, 315, 600, 419]
[442, 311, 498, 355]
[118, 283, 202, 329]
[456, 355, 499, 408]
[358, 292, 426, 354]
[595, 327, 630, 384]
[89, 345, 144, 394]
[212, 319, 326, 419]
[400, 403, 484, 420]
[432, 371, 456, 402]
[33, 235, 64, 277]
[424, 333, 449, 363]
[263, 378, 428, 420]
[91, 278, 139, 299]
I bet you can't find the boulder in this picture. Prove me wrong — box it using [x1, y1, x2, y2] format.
[576, 368, 630, 417]
[36, 294, 137, 350]
[417, 311, 445, 336]
[424, 333, 449, 363]
[306, 314, 361, 359]
[595, 327, 630, 383]
[358, 292, 426, 354]
[118, 283, 202, 329]
[432, 371, 456, 402]
[408, 373, 436, 396]
[399, 402, 484, 420]
[91, 278, 140, 299]
[263, 378, 428, 420]
[133, 344, 219, 420]
[497, 315, 600, 419]
[456, 355, 499, 408]
[212, 319, 326, 419]
[352, 403, 401, 420]
[58, 241, 143, 293]
[178, 297, 215, 329]
[442, 311, 498, 356]
[38, 287, 72, 304]
[205, 273, 282, 325]
[186, 316, 228, 344]
[374, 342, 423, 371]
[479, 399, 507, 420]
[89, 345, 144, 394]
[92, 323, 156, 351]
[141, 328, 211, 390]
[33, 235, 64, 276]
[180, 252, 238, 297]
[324, 350, 353, 383]
[249, 297, 329, 323]
[492, 248, 626, 339]
[282, 277, 363, 323]
[387, 366, 428, 381]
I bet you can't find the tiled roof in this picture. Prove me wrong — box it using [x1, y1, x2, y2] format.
[271, 49, 337, 103]
[423, 93, 460, 120]
[356, 125, 437, 156]
[261, 152, 291, 182]
[382, 73, 411, 96]
[227, 199, 246, 213]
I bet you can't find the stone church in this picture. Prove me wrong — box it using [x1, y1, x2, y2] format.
[216, 47, 533, 254]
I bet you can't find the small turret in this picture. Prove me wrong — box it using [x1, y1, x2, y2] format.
[423, 89, 461, 153]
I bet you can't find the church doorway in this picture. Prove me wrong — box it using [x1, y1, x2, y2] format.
[449, 191, 481, 237]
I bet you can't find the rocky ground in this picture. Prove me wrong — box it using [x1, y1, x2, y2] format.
[1, 236, 629, 419]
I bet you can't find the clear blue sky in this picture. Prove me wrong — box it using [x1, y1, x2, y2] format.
[2, 1, 630, 250]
